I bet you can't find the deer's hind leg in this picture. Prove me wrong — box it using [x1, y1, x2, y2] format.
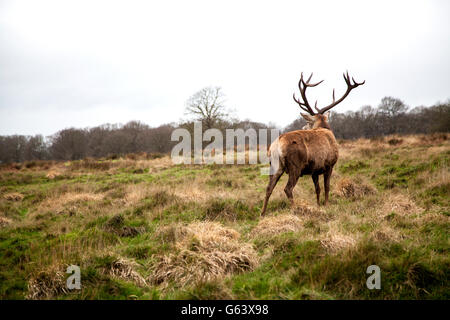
[261, 167, 284, 215]
[284, 167, 301, 207]
[323, 167, 333, 205]
[312, 173, 320, 206]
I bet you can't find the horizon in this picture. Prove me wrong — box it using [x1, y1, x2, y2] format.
[1, 97, 447, 139]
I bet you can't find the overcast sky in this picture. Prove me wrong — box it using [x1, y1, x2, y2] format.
[1, 0, 449, 136]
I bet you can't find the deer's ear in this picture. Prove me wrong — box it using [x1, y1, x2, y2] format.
[301, 113, 315, 122]
[323, 111, 331, 120]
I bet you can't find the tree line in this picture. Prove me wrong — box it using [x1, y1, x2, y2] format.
[285, 96, 450, 139]
[0, 87, 448, 163]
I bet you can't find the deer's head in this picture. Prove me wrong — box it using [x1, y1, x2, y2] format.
[293, 71, 365, 130]
[301, 112, 331, 130]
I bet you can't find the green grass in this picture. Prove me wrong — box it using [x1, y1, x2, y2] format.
[0, 134, 449, 299]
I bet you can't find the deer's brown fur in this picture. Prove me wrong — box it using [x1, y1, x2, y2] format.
[261, 117, 338, 214]
[261, 72, 364, 215]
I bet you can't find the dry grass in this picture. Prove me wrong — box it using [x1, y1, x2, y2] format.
[143, 157, 173, 173]
[335, 177, 377, 199]
[370, 225, 404, 243]
[0, 216, 12, 227]
[106, 258, 147, 287]
[290, 199, 329, 221]
[336, 134, 432, 160]
[149, 221, 258, 288]
[251, 214, 303, 238]
[45, 169, 64, 180]
[124, 184, 149, 206]
[320, 231, 358, 252]
[174, 185, 214, 202]
[3, 192, 24, 201]
[26, 266, 68, 300]
[105, 157, 173, 174]
[36, 192, 104, 216]
[417, 167, 449, 187]
[380, 193, 422, 216]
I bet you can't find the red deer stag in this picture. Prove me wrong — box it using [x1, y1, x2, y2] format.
[261, 71, 365, 215]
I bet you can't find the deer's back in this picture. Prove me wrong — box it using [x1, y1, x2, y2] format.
[276, 128, 338, 174]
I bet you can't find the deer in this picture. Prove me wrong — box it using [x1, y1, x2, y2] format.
[261, 71, 365, 215]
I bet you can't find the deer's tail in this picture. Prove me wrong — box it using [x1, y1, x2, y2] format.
[268, 138, 284, 174]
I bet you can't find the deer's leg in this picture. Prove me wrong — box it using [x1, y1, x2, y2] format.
[261, 168, 284, 215]
[284, 170, 300, 206]
[323, 167, 333, 205]
[312, 173, 320, 206]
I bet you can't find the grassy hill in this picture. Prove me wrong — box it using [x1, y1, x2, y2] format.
[0, 133, 448, 299]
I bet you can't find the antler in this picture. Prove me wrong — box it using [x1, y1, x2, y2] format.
[292, 72, 324, 115]
[293, 71, 365, 115]
[315, 71, 365, 114]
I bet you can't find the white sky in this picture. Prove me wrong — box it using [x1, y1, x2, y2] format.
[1, 0, 449, 136]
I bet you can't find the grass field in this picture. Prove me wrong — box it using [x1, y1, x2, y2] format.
[0, 133, 449, 300]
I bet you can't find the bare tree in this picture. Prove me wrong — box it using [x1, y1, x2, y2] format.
[121, 121, 149, 153]
[147, 124, 176, 153]
[185, 86, 228, 130]
[49, 128, 87, 160]
[24, 135, 48, 160]
[87, 124, 114, 158]
[378, 97, 408, 117]
[0, 135, 27, 163]
[101, 130, 132, 156]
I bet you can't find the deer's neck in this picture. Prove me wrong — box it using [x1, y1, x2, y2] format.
[314, 122, 331, 130]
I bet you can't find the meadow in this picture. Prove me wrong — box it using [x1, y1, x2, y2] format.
[0, 133, 448, 300]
